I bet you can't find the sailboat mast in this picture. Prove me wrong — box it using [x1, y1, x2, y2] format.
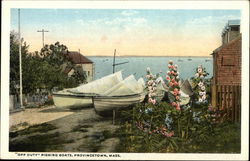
[112, 49, 116, 73]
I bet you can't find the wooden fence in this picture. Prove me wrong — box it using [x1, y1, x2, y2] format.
[211, 85, 241, 122]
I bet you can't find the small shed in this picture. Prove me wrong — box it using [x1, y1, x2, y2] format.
[211, 20, 241, 122]
[64, 51, 94, 82]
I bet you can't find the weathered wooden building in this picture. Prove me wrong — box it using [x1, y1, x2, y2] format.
[211, 20, 241, 122]
[64, 51, 94, 82]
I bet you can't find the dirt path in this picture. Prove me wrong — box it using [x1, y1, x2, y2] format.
[9, 106, 120, 152]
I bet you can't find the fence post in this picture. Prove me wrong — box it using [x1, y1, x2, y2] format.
[211, 84, 217, 108]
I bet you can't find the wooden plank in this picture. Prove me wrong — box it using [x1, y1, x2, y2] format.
[223, 85, 228, 119]
[231, 85, 235, 121]
[238, 86, 241, 122]
[235, 85, 239, 122]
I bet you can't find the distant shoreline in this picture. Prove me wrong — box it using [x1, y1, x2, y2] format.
[86, 55, 212, 58]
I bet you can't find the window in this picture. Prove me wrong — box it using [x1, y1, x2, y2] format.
[231, 26, 239, 31]
[222, 56, 235, 66]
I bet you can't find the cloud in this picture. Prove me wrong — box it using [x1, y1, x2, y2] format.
[100, 35, 108, 42]
[121, 10, 138, 16]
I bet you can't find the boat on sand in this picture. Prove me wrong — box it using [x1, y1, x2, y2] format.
[52, 71, 123, 108]
[93, 75, 144, 114]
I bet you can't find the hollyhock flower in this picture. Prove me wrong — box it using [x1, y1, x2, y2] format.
[198, 68, 203, 73]
[176, 96, 180, 100]
[151, 92, 156, 97]
[176, 76, 180, 80]
[202, 95, 206, 100]
[148, 98, 152, 103]
[199, 92, 203, 96]
[176, 104, 181, 110]
[174, 88, 179, 92]
[167, 71, 171, 75]
[172, 102, 177, 106]
[174, 82, 179, 86]
[148, 80, 153, 86]
[173, 91, 177, 96]
[200, 75, 204, 78]
[169, 60, 173, 64]
[166, 76, 170, 81]
[195, 73, 199, 77]
[199, 98, 203, 102]
[151, 99, 156, 105]
[146, 67, 151, 72]
[198, 82, 203, 87]
[201, 86, 206, 91]
[146, 75, 151, 79]
[171, 78, 175, 83]
[169, 82, 173, 86]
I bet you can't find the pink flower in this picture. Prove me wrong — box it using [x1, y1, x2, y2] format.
[169, 82, 173, 86]
[151, 99, 156, 105]
[166, 76, 170, 80]
[146, 75, 151, 79]
[174, 88, 179, 93]
[172, 102, 177, 107]
[171, 78, 175, 83]
[176, 96, 180, 100]
[174, 82, 179, 86]
[176, 104, 181, 110]
[173, 91, 177, 96]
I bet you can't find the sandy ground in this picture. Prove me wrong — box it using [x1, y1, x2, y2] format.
[9, 106, 74, 129]
[9, 106, 120, 152]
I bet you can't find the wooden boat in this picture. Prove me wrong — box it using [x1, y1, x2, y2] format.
[93, 75, 143, 113]
[53, 92, 96, 109]
[52, 71, 123, 108]
[167, 79, 193, 106]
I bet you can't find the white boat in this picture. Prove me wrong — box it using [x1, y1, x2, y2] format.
[93, 75, 143, 113]
[167, 79, 193, 106]
[52, 71, 123, 108]
[155, 77, 168, 101]
[137, 78, 146, 102]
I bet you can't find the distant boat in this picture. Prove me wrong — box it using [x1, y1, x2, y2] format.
[205, 59, 211, 62]
[188, 58, 192, 61]
[53, 71, 123, 108]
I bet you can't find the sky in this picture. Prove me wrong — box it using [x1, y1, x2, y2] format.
[10, 9, 241, 56]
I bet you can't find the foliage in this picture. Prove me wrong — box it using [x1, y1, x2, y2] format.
[10, 32, 86, 95]
[116, 102, 240, 153]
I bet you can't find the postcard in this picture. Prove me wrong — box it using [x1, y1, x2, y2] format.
[1, 0, 249, 160]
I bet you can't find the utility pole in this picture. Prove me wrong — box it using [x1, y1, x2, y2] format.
[18, 9, 23, 109]
[37, 29, 49, 48]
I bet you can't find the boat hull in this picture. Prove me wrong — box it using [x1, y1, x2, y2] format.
[93, 94, 141, 113]
[53, 93, 93, 108]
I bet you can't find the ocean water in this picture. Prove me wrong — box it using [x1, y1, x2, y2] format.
[87, 56, 213, 81]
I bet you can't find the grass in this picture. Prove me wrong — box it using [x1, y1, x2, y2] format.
[10, 132, 74, 152]
[9, 122, 74, 152]
[71, 124, 93, 133]
[10, 123, 57, 138]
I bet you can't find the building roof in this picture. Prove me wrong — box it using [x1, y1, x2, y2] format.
[211, 35, 241, 55]
[67, 51, 93, 64]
